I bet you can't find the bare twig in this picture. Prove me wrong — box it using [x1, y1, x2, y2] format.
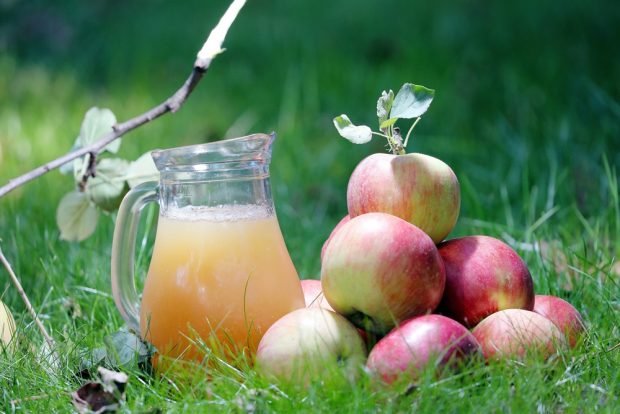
[0, 246, 57, 354]
[0, 0, 246, 199]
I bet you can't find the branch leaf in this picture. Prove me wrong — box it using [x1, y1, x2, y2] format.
[125, 152, 159, 188]
[333, 115, 373, 144]
[56, 191, 99, 241]
[390, 84, 435, 119]
[376, 90, 394, 124]
[85, 158, 130, 212]
[78, 107, 120, 153]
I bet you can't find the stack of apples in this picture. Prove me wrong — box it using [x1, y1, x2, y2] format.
[256, 152, 585, 385]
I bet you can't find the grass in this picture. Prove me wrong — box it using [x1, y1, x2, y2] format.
[0, 0, 619, 411]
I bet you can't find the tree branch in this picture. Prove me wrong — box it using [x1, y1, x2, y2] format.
[0, 0, 246, 199]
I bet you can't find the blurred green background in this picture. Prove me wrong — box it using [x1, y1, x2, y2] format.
[1, 2, 619, 410]
[1, 0, 618, 276]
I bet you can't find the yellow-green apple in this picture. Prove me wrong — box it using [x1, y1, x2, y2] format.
[367, 315, 481, 384]
[320, 215, 350, 260]
[301, 279, 375, 346]
[346, 153, 460, 243]
[300, 279, 334, 312]
[533, 295, 585, 348]
[472, 309, 567, 360]
[255, 308, 366, 384]
[437, 235, 534, 327]
[321, 212, 445, 334]
[0, 299, 16, 349]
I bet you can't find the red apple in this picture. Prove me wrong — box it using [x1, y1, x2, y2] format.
[533, 295, 585, 348]
[437, 235, 534, 327]
[300, 279, 334, 312]
[255, 308, 367, 384]
[346, 153, 460, 243]
[367, 315, 481, 384]
[320, 215, 350, 260]
[472, 309, 567, 360]
[321, 212, 445, 334]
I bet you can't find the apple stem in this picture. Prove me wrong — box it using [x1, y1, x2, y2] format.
[389, 128, 406, 155]
[373, 131, 406, 155]
[377, 125, 408, 155]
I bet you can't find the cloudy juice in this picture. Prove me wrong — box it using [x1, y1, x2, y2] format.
[139, 205, 305, 361]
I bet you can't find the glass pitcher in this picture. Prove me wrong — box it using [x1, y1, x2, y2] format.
[111, 133, 305, 362]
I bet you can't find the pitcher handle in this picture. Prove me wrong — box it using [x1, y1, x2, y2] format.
[111, 181, 159, 332]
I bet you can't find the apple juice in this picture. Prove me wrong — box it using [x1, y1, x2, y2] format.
[139, 204, 305, 362]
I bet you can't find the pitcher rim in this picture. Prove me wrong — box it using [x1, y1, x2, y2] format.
[150, 132, 275, 172]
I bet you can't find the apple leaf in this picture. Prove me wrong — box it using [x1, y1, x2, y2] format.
[78, 107, 120, 153]
[56, 191, 99, 241]
[390, 83, 435, 119]
[333, 115, 373, 144]
[376, 90, 394, 124]
[379, 117, 398, 130]
[85, 158, 130, 212]
[125, 152, 159, 188]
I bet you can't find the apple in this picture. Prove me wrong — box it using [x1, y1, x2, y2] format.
[320, 215, 350, 260]
[346, 153, 460, 243]
[255, 308, 366, 384]
[300, 280, 374, 345]
[533, 295, 585, 348]
[367, 315, 481, 384]
[0, 299, 16, 350]
[472, 309, 567, 360]
[437, 235, 534, 327]
[300, 279, 334, 312]
[321, 212, 445, 334]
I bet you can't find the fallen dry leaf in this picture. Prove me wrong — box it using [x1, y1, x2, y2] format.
[72, 367, 128, 413]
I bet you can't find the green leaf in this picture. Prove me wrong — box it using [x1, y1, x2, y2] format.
[79, 330, 154, 377]
[78, 107, 120, 153]
[333, 115, 373, 144]
[85, 158, 130, 212]
[125, 152, 159, 188]
[105, 331, 152, 367]
[380, 117, 398, 130]
[376, 90, 394, 124]
[56, 191, 99, 241]
[390, 83, 435, 119]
